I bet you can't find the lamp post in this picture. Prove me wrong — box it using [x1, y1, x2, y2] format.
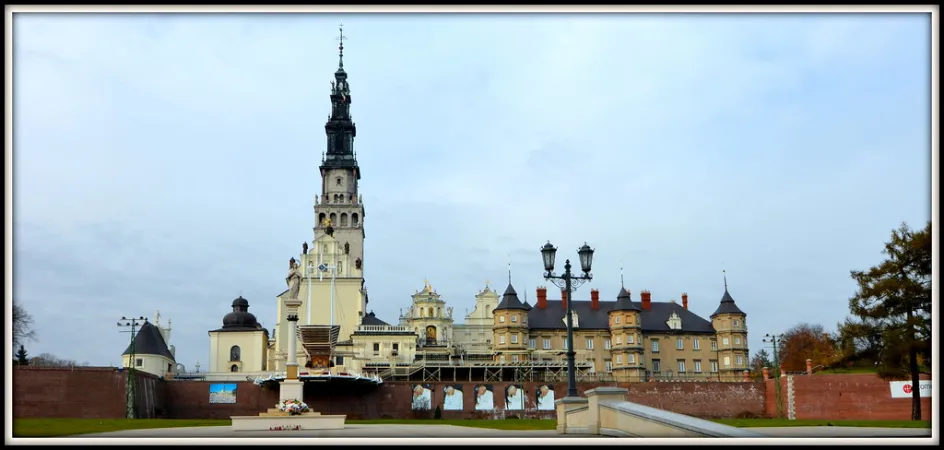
[763, 333, 785, 419]
[540, 241, 594, 398]
[118, 316, 147, 419]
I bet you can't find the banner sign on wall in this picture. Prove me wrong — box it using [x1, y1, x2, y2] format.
[889, 380, 932, 399]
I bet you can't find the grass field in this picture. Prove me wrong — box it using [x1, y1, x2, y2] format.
[14, 417, 931, 437]
[711, 418, 932, 429]
[13, 419, 231, 437]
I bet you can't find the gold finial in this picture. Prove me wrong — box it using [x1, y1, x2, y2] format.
[485, 279, 490, 288]
[321, 217, 332, 227]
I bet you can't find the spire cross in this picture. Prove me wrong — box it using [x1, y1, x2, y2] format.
[723, 269, 728, 291]
[508, 257, 512, 284]
[336, 23, 347, 68]
[620, 265, 624, 288]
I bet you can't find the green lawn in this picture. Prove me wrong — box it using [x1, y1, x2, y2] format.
[13, 419, 231, 437]
[712, 418, 932, 429]
[348, 419, 556, 430]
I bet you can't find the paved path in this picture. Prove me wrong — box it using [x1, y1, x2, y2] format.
[750, 426, 931, 438]
[70, 424, 931, 439]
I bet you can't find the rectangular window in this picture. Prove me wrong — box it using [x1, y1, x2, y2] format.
[392, 343, 399, 351]
[373, 343, 380, 352]
[543, 339, 551, 350]
[694, 360, 702, 373]
[511, 314, 518, 323]
[511, 334, 518, 344]
[615, 316, 621, 324]
[733, 320, 740, 328]
[586, 338, 594, 350]
[711, 340, 718, 351]
[736, 355, 744, 366]
[616, 355, 623, 364]
[500, 355, 505, 363]
[693, 338, 700, 350]
[529, 338, 536, 349]
[735, 336, 741, 345]
[604, 339, 611, 350]
[605, 360, 613, 372]
[627, 334, 635, 344]
[677, 360, 686, 373]
[628, 354, 636, 364]
[512, 354, 519, 362]
[652, 340, 660, 353]
[722, 337, 730, 346]
[563, 339, 569, 351]
[652, 359, 661, 372]
[710, 360, 719, 372]
[499, 315, 505, 323]
[135, 358, 143, 367]
[500, 335, 506, 344]
[616, 336, 622, 345]
[676, 338, 684, 350]
[723, 356, 731, 367]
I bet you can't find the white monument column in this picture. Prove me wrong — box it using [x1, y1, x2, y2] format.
[281, 298, 304, 402]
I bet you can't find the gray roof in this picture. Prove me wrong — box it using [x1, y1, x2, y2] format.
[361, 311, 390, 326]
[528, 299, 716, 334]
[710, 289, 745, 317]
[613, 287, 641, 312]
[122, 322, 175, 361]
[494, 284, 529, 311]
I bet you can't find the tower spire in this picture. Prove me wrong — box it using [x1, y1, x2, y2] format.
[620, 265, 625, 289]
[723, 269, 728, 291]
[336, 23, 346, 70]
[508, 256, 512, 285]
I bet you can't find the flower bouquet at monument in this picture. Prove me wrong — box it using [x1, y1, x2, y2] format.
[277, 399, 310, 415]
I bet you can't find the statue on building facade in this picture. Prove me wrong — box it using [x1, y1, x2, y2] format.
[302, 241, 308, 255]
[286, 257, 303, 299]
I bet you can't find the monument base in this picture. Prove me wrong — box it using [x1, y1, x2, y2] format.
[230, 379, 346, 431]
[230, 412, 346, 431]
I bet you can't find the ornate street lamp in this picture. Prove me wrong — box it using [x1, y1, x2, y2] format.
[540, 241, 594, 397]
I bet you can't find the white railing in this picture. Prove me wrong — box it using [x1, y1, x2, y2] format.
[356, 325, 413, 333]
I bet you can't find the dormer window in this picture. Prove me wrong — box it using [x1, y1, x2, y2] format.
[666, 312, 683, 330]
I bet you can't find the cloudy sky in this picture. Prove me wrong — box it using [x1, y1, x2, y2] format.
[12, 12, 930, 369]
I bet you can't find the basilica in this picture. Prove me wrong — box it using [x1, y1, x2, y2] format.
[122, 34, 751, 385]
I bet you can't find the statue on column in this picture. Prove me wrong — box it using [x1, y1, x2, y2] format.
[286, 257, 303, 299]
[302, 241, 309, 255]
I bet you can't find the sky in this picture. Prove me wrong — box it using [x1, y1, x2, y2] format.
[12, 12, 931, 370]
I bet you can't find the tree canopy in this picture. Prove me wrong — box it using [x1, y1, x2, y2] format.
[837, 221, 932, 378]
[13, 299, 36, 348]
[778, 323, 840, 372]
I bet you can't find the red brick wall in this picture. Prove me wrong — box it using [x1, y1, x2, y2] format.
[13, 366, 163, 419]
[163, 381, 279, 419]
[627, 382, 765, 419]
[779, 374, 932, 421]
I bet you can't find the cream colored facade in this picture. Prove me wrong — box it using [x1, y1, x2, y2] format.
[208, 329, 268, 373]
[452, 285, 499, 356]
[121, 353, 175, 379]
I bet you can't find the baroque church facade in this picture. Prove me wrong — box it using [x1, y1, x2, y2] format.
[194, 36, 750, 383]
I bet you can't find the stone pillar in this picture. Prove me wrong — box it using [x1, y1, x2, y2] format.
[284, 298, 303, 380]
[743, 370, 750, 382]
[762, 366, 769, 381]
[554, 397, 589, 434]
[805, 359, 813, 375]
[585, 387, 628, 435]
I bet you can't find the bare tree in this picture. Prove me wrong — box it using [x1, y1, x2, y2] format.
[29, 353, 81, 368]
[13, 299, 36, 348]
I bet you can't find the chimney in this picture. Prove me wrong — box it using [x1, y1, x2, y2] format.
[590, 289, 600, 310]
[762, 366, 770, 381]
[641, 290, 652, 311]
[681, 293, 688, 310]
[536, 287, 548, 309]
[561, 289, 568, 310]
[806, 359, 813, 375]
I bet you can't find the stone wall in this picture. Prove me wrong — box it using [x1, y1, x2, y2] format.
[13, 366, 164, 419]
[771, 373, 933, 421]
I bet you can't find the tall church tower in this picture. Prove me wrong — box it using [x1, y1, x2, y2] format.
[314, 27, 365, 269]
[272, 27, 368, 371]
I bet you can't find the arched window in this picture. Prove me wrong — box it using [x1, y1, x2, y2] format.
[340, 213, 348, 226]
[428, 307, 434, 317]
[230, 364, 239, 372]
[352, 213, 359, 227]
[230, 345, 241, 362]
[319, 213, 326, 225]
[329, 213, 337, 224]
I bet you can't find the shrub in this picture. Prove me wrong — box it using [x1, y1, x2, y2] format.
[735, 410, 761, 419]
[434, 406, 442, 420]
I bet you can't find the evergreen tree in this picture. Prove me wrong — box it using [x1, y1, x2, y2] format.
[15, 345, 29, 365]
[750, 349, 772, 379]
[843, 221, 931, 420]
